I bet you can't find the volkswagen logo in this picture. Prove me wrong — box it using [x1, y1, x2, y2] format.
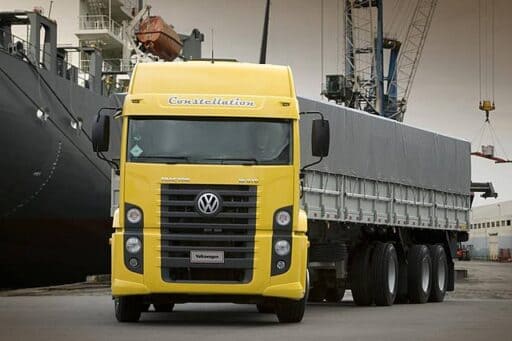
[195, 192, 222, 216]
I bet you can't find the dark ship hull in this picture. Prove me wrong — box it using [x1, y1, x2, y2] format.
[0, 13, 121, 287]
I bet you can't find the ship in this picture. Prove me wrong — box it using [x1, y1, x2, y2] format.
[0, 1, 203, 288]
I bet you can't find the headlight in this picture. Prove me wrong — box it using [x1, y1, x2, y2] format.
[275, 210, 291, 226]
[126, 207, 142, 224]
[274, 240, 291, 256]
[125, 237, 142, 254]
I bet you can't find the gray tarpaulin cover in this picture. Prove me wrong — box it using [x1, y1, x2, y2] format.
[298, 97, 471, 195]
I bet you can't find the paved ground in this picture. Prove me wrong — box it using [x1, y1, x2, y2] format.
[1, 296, 511, 341]
[1, 261, 511, 341]
[448, 260, 512, 299]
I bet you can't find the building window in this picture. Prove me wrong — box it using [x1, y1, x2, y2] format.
[497, 221, 500, 227]
[502, 220, 506, 226]
[492, 222, 495, 227]
[487, 222, 491, 228]
[507, 220, 511, 226]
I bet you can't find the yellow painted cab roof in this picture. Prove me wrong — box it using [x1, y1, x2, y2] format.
[124, 61, 298, 119]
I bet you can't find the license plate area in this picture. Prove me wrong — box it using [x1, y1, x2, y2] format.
[190, 250, 225, 264]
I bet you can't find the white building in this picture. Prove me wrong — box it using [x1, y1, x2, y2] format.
[467, 200, 512, 260]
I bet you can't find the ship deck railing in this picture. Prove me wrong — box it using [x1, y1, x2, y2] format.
[80, 58, 133, 74]
[0, 27, 95, 90]
[78, 15, 124, 42]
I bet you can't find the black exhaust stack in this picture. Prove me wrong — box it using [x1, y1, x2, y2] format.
[259, 0, 271, 64]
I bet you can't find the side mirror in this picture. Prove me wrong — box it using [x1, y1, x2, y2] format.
[311, 119, 330, 157]
[92, 115, 110, 152]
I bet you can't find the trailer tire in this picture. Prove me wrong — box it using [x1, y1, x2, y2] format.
[275, 271, 309, 323]
[407, 244, 432, 304]
[349, 244, 374, 306]
[256, 303, 275, 313]
[429, 244, 448, 302]
[153, 303, 175, 312]
[371, 242, 398, 306]
[115, 296, 142, 322]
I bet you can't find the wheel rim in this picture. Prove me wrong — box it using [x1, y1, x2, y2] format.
[388, 257, 397, 294]
[437, 258, 446, 291]
[421, 258, 430, 293]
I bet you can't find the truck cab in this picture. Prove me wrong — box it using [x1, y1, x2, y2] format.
[92, 61, 328, 323]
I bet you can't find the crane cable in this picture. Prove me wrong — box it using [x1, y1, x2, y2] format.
[473, 0, 510, 161]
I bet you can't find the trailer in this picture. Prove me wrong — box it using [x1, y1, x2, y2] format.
[298, 97, 470, 304]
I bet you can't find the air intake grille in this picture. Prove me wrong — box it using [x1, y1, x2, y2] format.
[160, 184, 256, 283]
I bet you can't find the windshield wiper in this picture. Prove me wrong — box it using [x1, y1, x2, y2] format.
[201, 157, 259, 165]
[132, 156, 191, 164]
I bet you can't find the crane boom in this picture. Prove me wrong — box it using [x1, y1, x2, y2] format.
[392, 0, 438, 121]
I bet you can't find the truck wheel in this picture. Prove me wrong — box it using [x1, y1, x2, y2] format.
[371, 242, 398, 306]
[115, 296, 142, 322]
[275, 271, 309, 323]
[153, 303, 175, 312]
[256, 302, 275, 313]
[407, 245, 432, 304]
[429, 244, 448, 302]
[349, 244, 374, 306]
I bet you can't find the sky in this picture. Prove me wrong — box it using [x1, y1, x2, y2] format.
[1, 0, 511, 206]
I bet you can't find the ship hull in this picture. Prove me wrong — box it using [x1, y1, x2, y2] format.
[0, 50, 120, 288]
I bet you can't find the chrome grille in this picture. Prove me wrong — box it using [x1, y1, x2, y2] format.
[160, 184, 256, 283]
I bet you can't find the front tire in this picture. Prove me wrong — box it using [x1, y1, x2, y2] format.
[407, 245, 432, 304]
[115, 296, 142, 323]
[371, 242, 398, 306]
[275, 271, 309, 323]
[429, 244, 448, 302]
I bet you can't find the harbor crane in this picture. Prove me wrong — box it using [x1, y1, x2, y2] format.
[323, 0, 437, 122]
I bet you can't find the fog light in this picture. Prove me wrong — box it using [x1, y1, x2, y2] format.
[125, 237, 141, 254]
[126, 207, 142, 224]
[274, 240, 291, 256]
[275, 210, 291, 226]
[276, 260, 286, 270]
[129, 258, 139, 268]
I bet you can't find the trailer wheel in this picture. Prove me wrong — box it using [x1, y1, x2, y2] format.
[115, 296, 142, 322]
[153, 303, 175, 312]
[275, 271, 309, 323]
[407, 245, 432, 304]
[349, 244, 374, 306]
[371, 242, 398, 306]
[428, 244, 448, 302]
[256, 302, 275, 313]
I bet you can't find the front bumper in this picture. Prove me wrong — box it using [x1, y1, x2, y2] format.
[111, 230, 308, 301]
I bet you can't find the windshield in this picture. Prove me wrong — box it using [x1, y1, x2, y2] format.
[127, 117, 292, 165]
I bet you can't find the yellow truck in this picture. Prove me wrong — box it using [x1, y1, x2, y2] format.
[92, 60, 471, 323]
[92, 61, 328, 323]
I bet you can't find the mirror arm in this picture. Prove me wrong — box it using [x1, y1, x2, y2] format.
[97, 152, 120, 174]
[96, 107, 121, 120]
[301, 157, 323, 174]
